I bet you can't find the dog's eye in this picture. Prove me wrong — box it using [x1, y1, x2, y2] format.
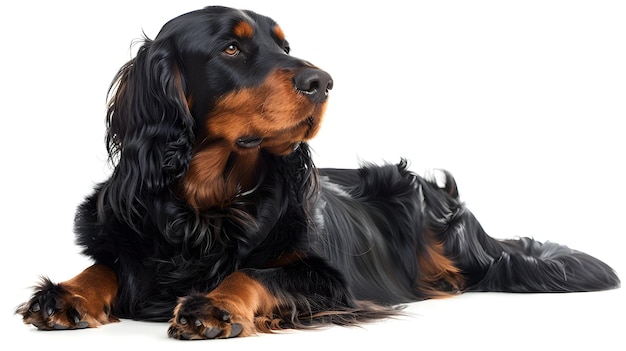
[223, 44, 240, 56]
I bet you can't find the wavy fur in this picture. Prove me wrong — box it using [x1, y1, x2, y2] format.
[17, 6, 619, 339]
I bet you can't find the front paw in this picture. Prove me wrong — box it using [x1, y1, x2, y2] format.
[16, 278, 90, 330]
[168, 294, 249, 340]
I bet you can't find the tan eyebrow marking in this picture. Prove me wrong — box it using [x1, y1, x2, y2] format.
[233, 20, 254, 38]
[273, 25, 285, 41]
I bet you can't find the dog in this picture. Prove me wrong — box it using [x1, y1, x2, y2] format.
[16, 5, 620, 340]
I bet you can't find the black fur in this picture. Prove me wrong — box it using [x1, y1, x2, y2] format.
[18, 6, 619, 338]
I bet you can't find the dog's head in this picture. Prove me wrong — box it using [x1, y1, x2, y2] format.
[105, 6, 332, 212]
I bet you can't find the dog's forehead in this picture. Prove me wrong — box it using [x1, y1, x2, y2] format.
[231, 18, 284, 41]
[235, 10, 285, 42]
[192, 7, 283, 37]
[159, 7, 283, 39]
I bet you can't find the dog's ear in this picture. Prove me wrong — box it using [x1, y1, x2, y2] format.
[103, 37, 194, 221]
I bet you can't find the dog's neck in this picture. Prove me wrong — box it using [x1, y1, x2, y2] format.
[181, 142, 261, 211]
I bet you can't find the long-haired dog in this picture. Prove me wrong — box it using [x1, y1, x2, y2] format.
[17, 6, 619, 339]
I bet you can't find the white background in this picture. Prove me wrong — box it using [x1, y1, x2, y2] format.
[1, 0, 624, 350]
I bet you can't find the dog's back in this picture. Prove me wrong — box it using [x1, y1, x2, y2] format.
[315, 161, 619, 304]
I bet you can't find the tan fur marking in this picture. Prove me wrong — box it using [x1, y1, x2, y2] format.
[206, 272, 279, 336]
[182, 142, 236, 210]
[60, 265, 119, 326]
[181, 69, 327, 210]
[266, 251, 307, 268]
[233, 21, 254, 38]
[417, 230, 464, 297]
[273, 25, 285, 41]
[206, 69, 325, 151]
[18, 264, 120, 329]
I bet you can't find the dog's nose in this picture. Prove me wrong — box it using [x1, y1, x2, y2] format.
[294, 68, 333, 103]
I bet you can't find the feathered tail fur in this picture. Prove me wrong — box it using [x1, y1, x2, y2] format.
[417, 168, 620, 293]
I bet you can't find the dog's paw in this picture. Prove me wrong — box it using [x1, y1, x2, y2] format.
[168, 294, 251, 340]
[16, 277, 115, 330]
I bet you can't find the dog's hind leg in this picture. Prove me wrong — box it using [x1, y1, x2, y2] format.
[418, 169, 620, 293]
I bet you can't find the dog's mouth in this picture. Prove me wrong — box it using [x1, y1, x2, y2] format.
[206, 69, 327, 156]
[236, 136, 263, 149]
[235, 115, 317, 154]
[236, 137, 302, 153]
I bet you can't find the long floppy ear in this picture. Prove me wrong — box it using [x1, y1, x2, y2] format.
[103, 36, 194, 223]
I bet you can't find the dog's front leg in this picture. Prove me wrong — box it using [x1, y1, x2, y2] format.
[16, 264, 119, 330]
[168, 255, 367, 340]
[168, 270, 277, 339]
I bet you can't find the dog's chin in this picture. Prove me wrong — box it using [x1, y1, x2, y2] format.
[236, 115, 321, 156]
[265, 141, 303, 156]
[235, 137, 303, 156]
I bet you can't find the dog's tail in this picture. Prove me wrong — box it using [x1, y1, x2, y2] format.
[469, 234, 620, 292]
[419, 169, 620, 293]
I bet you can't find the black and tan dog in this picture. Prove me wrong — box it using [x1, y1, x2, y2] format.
[17, 5, 619, 340]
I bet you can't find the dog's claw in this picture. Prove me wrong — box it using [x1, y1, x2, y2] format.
[30, 303, 40, 313]
[230, 323, 243, 337]
[204, 327, 222, 339]
[180, 333, 193, 340]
